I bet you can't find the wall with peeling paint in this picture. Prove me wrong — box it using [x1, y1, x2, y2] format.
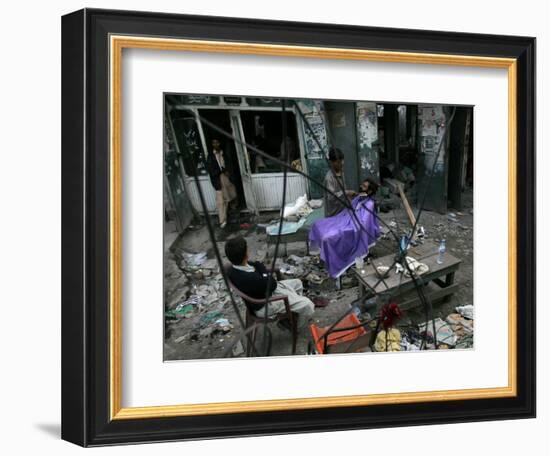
[296, 99, 330, 199]
[356, 101, 380, 183]
[416, 105, 449, 213]
[325, 101, 359, 190]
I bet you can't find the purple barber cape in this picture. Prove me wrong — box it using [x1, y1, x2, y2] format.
[309, 196, 380, 278]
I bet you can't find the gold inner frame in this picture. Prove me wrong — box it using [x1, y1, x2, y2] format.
[109, 35, 517, 420]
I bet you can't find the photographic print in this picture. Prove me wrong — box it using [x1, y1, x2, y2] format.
[62, 9, 535, 445]
[163, 94, 474, 360]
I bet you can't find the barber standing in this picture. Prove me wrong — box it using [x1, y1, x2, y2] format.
[324, 147, 356, 217]
[207, 139, 237, 228]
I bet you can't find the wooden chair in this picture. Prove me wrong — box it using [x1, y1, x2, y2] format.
[225, 265, 298, 355]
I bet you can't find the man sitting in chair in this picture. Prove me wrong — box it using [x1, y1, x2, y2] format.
[225, 236, 315, 329]
[309, 178, 381, 279]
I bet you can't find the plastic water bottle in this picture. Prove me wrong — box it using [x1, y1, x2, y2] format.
[399, 236, 409, 254]
[437, 239, 446, 264]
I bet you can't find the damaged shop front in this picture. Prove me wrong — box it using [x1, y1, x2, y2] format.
[164, 94, 473, 232]
[163, 95, 475, 360]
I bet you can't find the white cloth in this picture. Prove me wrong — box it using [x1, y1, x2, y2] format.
[254, 278, 314, 329]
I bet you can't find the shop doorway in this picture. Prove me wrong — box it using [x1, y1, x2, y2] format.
[198, 109, 247, 210]
[239, 110, 308, 210]
[240, 110, 301, 173]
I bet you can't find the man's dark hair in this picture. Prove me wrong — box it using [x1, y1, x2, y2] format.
[225, 236, 247, 265]
[364, 177, 379, 196]
[328, 147, 344, 162]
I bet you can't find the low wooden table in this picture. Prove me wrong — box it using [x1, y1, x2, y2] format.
[352, 241, 462, 310]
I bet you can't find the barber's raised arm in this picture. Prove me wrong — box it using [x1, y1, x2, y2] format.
[326, 174, 344, 198]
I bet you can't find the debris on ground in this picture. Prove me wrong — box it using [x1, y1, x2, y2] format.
[400, 337, 421, 351]
[181, 251, 208, 269]
[214, 318, 233, 332]
[232, 340, 245, 356]
[419, 318, 457, 347]
[446, 313, 474, 338]
[164, 188, 474, 360]
[165, 294, 204, 319]
[455, 304, 474, 320]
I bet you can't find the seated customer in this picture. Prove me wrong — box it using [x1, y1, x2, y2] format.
[309, 178, 381, 278]
[225, 236, 314, 329]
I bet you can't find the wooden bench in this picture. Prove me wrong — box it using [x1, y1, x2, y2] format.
[352, 240, 462, 310]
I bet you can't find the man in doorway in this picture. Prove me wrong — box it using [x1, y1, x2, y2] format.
[323, 147, 356, 217]
[225, 236, 315, 329]
[207, 138, 237, 228]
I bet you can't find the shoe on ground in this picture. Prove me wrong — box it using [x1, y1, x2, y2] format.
[312, 296, 329, 308]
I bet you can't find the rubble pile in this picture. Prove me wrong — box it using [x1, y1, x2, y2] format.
[164, 186, 474, 360]
[164, 250, 237, 345]
[398, 304, 474, 351]
[277, 253, 331, 287]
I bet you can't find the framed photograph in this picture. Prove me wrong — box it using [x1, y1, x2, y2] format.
[61, 8, 535, 446]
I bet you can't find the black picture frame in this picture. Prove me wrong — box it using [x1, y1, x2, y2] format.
[62, 8, 536, 447]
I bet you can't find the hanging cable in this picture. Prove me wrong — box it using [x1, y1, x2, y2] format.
[176, 101, 458, 355]
[261, 99, 290, 353]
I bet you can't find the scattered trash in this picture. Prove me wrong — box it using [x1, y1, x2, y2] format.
[165, 294, 204, 319]
[419, 318, 457, 346]
[287, 254, 306, 265]
[395, 256, 429, 276]
[455, 334, 474, 349]
[198, 311, 224, 328]
[165, 305, 192, 319]
[280, 263, 304, 277]
[232, 340, 245, 356]
[182, 251, 208, 268]
[214, 318, 233, 333]
[375, 265, 390, 275]
[305, 272, 325, 285]
[201, 259, 219, 270]
[446, 313, 474, 338]
[456, 305, 474, 320]
[447, 212, 458, 222]
[400, 337, 420, 351]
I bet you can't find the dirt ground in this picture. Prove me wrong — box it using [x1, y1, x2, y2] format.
[163, 189, 474, 361]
